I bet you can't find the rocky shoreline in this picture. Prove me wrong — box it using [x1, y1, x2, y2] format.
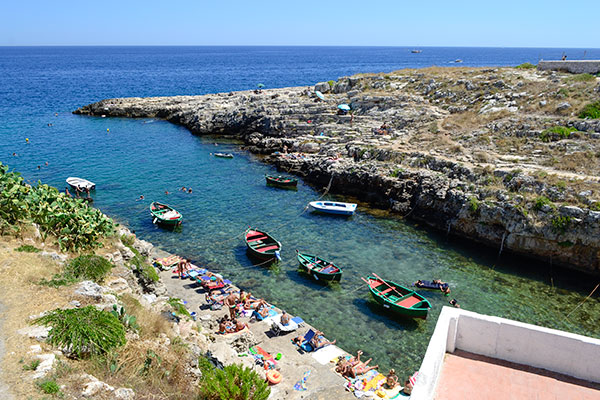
[74, 66, 600, 275]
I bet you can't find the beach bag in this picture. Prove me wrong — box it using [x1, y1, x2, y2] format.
[211, 302, 223, 310]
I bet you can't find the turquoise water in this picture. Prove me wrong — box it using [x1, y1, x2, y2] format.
[6, 114, 599, 377]
[1, 47, 599, 377]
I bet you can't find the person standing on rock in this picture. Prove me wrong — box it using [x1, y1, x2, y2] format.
[224, 292, 239, 319]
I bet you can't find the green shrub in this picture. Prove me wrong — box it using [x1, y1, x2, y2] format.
[65, 255, 113, 283]
[565, 73, 596, 82]
[533, 196, 554, 211]
[327, 80, 335, 88]
[389, 168, 404, 177]
[515, 62, 536, 69]
[111, 304, 139, 331]
[37, 379, 60, 395]
[539, 126, 577, 142]
[120, 234, 135, 247]
[15, 244, 41, 253]
[167, 297, 191, 317]
[0, 162, 114, 250]
[122, 241, 159, 283]
[579, 101, 600, 119]
[34, 306, 126, 358]
[551, 215, 571, 234]
[23, 359, 41, 371]
[198, 358, 270, 400]
[468, 197, 480, 214]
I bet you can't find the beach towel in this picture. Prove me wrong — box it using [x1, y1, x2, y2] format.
[311, 345, 345, 365]
[293, 370, 311, 391]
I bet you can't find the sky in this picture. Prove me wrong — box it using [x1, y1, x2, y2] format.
[1, 0, 599, 47]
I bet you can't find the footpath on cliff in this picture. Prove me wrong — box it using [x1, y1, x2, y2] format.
[75, 66, 600, 275]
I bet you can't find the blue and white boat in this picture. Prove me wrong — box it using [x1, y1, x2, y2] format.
[309, 201, 357, 216]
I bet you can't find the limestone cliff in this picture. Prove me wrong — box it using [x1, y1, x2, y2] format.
[75, 67, 600, 275]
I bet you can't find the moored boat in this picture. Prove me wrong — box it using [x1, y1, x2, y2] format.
[296, 250, 342, 282]
[309, 201, 356, 216]
[244, 228, 281, 261]
[213, 152, 234, 158]
[150, 202, 182, 226]
[66, 177, 95, 191]
[265, 174, 298, 188]
[363, 274, 431, 318]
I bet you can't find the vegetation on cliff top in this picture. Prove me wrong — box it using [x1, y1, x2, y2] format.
[579, 101, 600, 119]
[0, 162, 114, 251]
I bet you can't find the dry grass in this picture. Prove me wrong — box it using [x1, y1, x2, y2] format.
[83, 338, 198, 400]
[0, 237, 75, 398]
[121, 294, 171, 339]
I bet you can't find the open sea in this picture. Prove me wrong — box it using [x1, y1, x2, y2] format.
[1, 46, 599, 376]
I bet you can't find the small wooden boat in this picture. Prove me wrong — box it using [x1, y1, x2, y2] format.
[244, 228, 281, 261]
[414, 280, 449, 290]
[266, 174, 298, 188]
[296, 250, 342, 282]
[213, 152, 234, 159]
[66, 177, 95, 191]
[309, 201, 356, 216]
[363, 274, 431, 319]
[150, 202, 182, 226]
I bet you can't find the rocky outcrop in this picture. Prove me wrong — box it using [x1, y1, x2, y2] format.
[74, 67, 600, 275]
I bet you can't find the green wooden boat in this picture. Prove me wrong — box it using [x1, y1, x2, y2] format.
[364, 275, 431, 319]
[265, 174, 298, 188]
[296, 250, 342, 282]
[150, 202, 182, 226]
[244, 227, 281, 261]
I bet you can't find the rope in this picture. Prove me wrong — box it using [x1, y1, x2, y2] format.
[565, 282, 599, 319]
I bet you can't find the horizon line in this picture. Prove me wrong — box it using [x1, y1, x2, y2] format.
[1, 44, 599, 50]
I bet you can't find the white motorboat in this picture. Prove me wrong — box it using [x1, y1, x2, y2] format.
[66, 177, 95, 191]
[309, 201, 357, 216]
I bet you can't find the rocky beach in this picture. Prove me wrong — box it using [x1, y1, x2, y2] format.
[76, 66, 600, 275]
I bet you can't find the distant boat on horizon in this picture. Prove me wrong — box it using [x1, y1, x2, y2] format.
[411, 50, 422, 54]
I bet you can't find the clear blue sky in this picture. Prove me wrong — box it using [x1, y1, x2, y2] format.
[2, 0, 598, 47]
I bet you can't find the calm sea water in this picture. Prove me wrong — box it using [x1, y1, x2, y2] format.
[1, 46, 599, 376]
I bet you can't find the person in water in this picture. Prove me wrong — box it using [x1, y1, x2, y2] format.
[181, 186, 186, 191]
[188, 188, 192, 193]
[165, 190, 170, 195]
[441, 285, 451, 295]
[449, 298, 460, 308]
[136, 195, 144, 201]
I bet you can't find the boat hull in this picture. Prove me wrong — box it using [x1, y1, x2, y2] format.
[244, 228, 281, 261]
[297, 252, 342, 282]
[309, 201, 356, 216]
[266, 175, 298, 188]
[366, 276, 430, 319]
[150, 202, 182, 226]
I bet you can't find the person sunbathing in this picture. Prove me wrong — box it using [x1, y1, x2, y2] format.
[346, 359, 378, 378]
[310, 330, 336, 349]
[280, 310, 291, 325]
[232, 319, 248, 332]
[218, 317, 235, 334]
[255, 300, 270, 318]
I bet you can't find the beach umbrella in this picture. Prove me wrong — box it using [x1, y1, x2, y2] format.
[257, 83, 265, 89]
[338, 104, 351, 111]
[315, 91, 325, 101]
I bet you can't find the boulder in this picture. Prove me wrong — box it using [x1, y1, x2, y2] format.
[31, 353, 55, 379]
[314, 82, 330, 93]
[17, 325, 50, 341]
[80, 374, 115, 397]
[556, 102, 571, 111]
[74, 281, 104, 300]
[113, 388, 135, 400]
[133, 239, 153, 257]
[104, 277, 131, 295]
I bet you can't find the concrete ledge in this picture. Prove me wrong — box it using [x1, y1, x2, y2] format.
[411, 307, 600, 399]
[538, 60, 600, 74]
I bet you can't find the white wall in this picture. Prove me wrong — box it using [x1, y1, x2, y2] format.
[411, 307, 600, 400]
